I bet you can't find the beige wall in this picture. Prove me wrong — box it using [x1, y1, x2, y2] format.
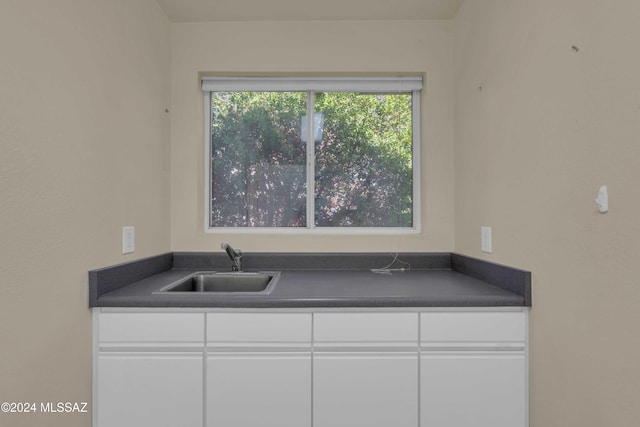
[4, 1, 639, 426]
[454, 1, 640, 425]
[0, 1, 171, 426]
[170, 20, 455, 252]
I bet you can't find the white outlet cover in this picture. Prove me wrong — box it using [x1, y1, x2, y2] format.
[122, 226, 135, 254]
[481, 226, 492, 253]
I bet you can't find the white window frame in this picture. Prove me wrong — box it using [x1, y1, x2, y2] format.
[202, 75, 422, 235]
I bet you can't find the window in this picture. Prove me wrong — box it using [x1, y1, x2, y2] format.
[202, 76, 422, 233]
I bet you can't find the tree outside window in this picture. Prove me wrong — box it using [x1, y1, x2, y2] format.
[208, 87, 416, 230]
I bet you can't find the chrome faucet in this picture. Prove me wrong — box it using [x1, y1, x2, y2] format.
[221, 243, 242, 272]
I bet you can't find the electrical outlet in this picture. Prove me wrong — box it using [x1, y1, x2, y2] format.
[481, 226, 492, 253]
[122, 226, 135, 254]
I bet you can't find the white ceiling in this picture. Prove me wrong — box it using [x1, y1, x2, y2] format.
[155, 0, 465, 22]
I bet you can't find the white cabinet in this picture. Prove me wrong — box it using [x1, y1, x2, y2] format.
[421, 353, 526, 427]
[420, 311, 528, 427]
[97, 352, 203, 427]
[207, 312, 310, 343]
[94, 309, 528, 427]
[207, 352, 311, 427]
[313, 313, 419, 427]
[95, 312, 205, 427]
[314, 351, 418, 427]
[98, 311, 205, 344]
[206, 313, 312, 427]
[314, 312, 418, 344]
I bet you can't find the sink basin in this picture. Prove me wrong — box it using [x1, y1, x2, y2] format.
[156, 271, 279, 295]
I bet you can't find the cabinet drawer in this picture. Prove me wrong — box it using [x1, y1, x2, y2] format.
[207, 313, 311, 343]
[99, 312, 205, 344]
[314, 313, 418, 344]
[420, 312, 526, 343]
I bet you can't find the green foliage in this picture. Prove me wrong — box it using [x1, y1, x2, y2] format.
[314, 92, 413, 227]
[210, 92, 307, 227]
[209, 91, 413, 228]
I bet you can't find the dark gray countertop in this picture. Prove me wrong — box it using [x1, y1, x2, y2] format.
[89, 252, 531, 308]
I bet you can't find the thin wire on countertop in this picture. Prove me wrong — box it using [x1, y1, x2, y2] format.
[371, 252, 411, 275]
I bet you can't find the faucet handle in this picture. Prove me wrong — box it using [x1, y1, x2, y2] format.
[221, 243, 242, 271]
[221, 243, 241, 255]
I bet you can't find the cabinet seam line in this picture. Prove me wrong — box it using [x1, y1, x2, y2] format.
[311, 312, 314, 427]
[417, 312, 421, 427]
[203, 313, 208, 427]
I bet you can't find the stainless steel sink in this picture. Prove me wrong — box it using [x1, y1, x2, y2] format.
[155, 271, 279, 295]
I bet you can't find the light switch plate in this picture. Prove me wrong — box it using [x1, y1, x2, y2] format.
[122, 226, 135, 254]
[481, 226, 492, 253]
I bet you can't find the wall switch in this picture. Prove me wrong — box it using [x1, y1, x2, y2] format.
[122, 226, 135, 254]
[481, 226, 492, 253]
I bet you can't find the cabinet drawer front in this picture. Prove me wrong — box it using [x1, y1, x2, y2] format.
[207, 313, 311, 343]
[314, 313, 418, 344]
[421, 312, 526, 343]
[99, 312, 204, 344]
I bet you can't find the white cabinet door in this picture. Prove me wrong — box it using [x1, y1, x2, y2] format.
[97, 352, 203, 427]
[314, 352, 419, 427]
[207, 352, 311, 427]
[421, 352, 526, 427]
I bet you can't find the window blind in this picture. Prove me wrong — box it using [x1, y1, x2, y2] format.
[201, 76, 423, 93]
